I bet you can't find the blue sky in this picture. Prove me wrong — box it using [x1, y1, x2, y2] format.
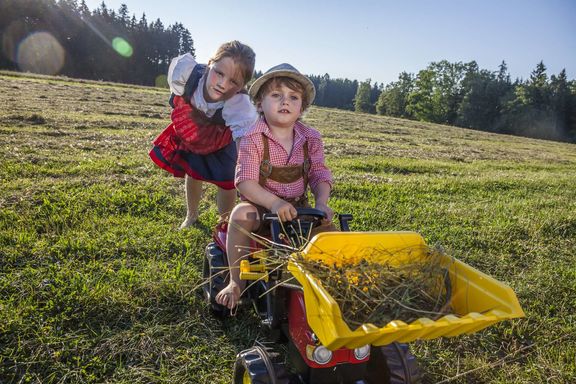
[84, 0, 576, 85]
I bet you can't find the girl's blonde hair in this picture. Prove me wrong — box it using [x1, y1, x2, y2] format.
[208, 40, 256, 86]
[253, 77, 311, 111]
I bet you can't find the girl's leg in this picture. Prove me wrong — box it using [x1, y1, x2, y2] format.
[180, 175, 203, 229]
[216, 187, 237, 221]
[215, 202, 260, 310]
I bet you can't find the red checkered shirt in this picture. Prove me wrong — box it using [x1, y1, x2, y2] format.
[235, 118, 333, 199]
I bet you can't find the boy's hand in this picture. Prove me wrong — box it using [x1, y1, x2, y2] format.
[271, 199, 297, 222]
[215, 281, 241, 310]
[315, 202, 334, 221]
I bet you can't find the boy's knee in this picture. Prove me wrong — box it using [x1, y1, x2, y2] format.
[230, 203, 260, 225]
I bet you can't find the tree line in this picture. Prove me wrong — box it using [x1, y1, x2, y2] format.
[1, 1, 575, 142]
[357, 60, 576, 142]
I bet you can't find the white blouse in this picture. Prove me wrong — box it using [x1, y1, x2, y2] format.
[167, 53, 257, 140]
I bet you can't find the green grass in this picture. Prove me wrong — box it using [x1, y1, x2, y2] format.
[1, 71, 575, 383]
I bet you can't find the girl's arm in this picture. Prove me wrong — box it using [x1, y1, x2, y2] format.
[167, 53, 197, 96]
[222, 94, 258, 141]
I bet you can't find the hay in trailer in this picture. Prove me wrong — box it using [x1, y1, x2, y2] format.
[291, 245, 453, 328]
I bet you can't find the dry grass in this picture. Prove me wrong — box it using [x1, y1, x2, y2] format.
[1, 71, 575, 383]
[293, 246, 451, 328]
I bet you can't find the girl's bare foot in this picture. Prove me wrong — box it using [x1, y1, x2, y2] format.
[179, 211, 199, 229]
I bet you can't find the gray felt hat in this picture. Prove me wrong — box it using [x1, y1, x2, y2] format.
[249, 63, 316, 105]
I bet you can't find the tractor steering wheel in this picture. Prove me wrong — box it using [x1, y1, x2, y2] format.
[263, 208, 327, 246]
[262, 207, 327, 224]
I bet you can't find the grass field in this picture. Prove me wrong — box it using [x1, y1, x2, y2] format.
[1, 70, 575, 383]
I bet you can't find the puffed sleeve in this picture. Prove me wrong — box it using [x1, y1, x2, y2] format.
[167, 53, 198, 96]
[222, 93, 259, 141]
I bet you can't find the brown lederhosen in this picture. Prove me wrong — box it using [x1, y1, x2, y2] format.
[252, 134, 311, 235]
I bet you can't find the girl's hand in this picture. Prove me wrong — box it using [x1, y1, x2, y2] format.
[314, 202, 334, 221]
[271, 199, 297, 222]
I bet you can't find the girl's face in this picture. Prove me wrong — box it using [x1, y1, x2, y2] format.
[204, 57, 243, 103]
[258, 84, 303, 129]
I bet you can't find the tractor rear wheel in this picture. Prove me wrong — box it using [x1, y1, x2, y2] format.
[203, 242, 230, 317]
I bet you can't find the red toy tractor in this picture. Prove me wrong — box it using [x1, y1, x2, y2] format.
[202, 209, 422, 383]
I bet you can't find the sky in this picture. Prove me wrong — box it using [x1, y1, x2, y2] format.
[84, 0, 576, 85]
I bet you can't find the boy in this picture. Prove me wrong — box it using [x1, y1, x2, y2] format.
[215, 63, 333, 310]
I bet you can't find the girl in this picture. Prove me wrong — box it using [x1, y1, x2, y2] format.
[215, 63, 334, 309]
[149, 41, 257, 228]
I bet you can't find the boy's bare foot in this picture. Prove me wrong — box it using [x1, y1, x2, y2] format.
[179, 211, 199, 229]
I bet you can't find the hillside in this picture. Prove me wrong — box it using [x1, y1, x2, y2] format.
[1, 71, 575, 383]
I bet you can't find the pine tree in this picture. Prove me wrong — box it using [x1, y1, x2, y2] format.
[317, 74, 330, 106]
[497, 60, 510, 83]
[568, 81, 576, 140]
[370, 82, 381, 111]
[501, 62, 564, 140]
[526, 61, 550, 109]
[179, 27, 194, 55]
[97, 1, 108, 17]
[118, 3, 129, 26]
[78, 0, 90, 17]
[550, 69, 570, 139]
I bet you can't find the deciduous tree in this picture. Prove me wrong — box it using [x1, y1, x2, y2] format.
[354, 80, 373, 113]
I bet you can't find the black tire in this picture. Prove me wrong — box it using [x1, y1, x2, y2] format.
[233, 345, 291, 384]
[203, 242, 230, 317]
[365, 343, 421, 384]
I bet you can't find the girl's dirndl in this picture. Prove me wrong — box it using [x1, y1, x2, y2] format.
[149, 101, 236, 190]
[149, 63, 236, 190]
[149, 130, 236, 190]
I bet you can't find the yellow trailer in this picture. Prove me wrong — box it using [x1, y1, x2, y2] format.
[287, 231, 525, 350]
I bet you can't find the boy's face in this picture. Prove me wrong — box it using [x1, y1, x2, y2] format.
[258, 84, 303, 129]
[204, 57, 243, 103]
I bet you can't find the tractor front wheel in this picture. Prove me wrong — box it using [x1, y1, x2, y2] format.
[365, 343, 421, 384]
[233, 345, 290, 384]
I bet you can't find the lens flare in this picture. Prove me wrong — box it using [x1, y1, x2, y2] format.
[17, 32, 65, 75]
[112, 37, 133, 57]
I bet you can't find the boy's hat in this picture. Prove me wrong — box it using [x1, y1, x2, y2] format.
[249, 63, 315, 104]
